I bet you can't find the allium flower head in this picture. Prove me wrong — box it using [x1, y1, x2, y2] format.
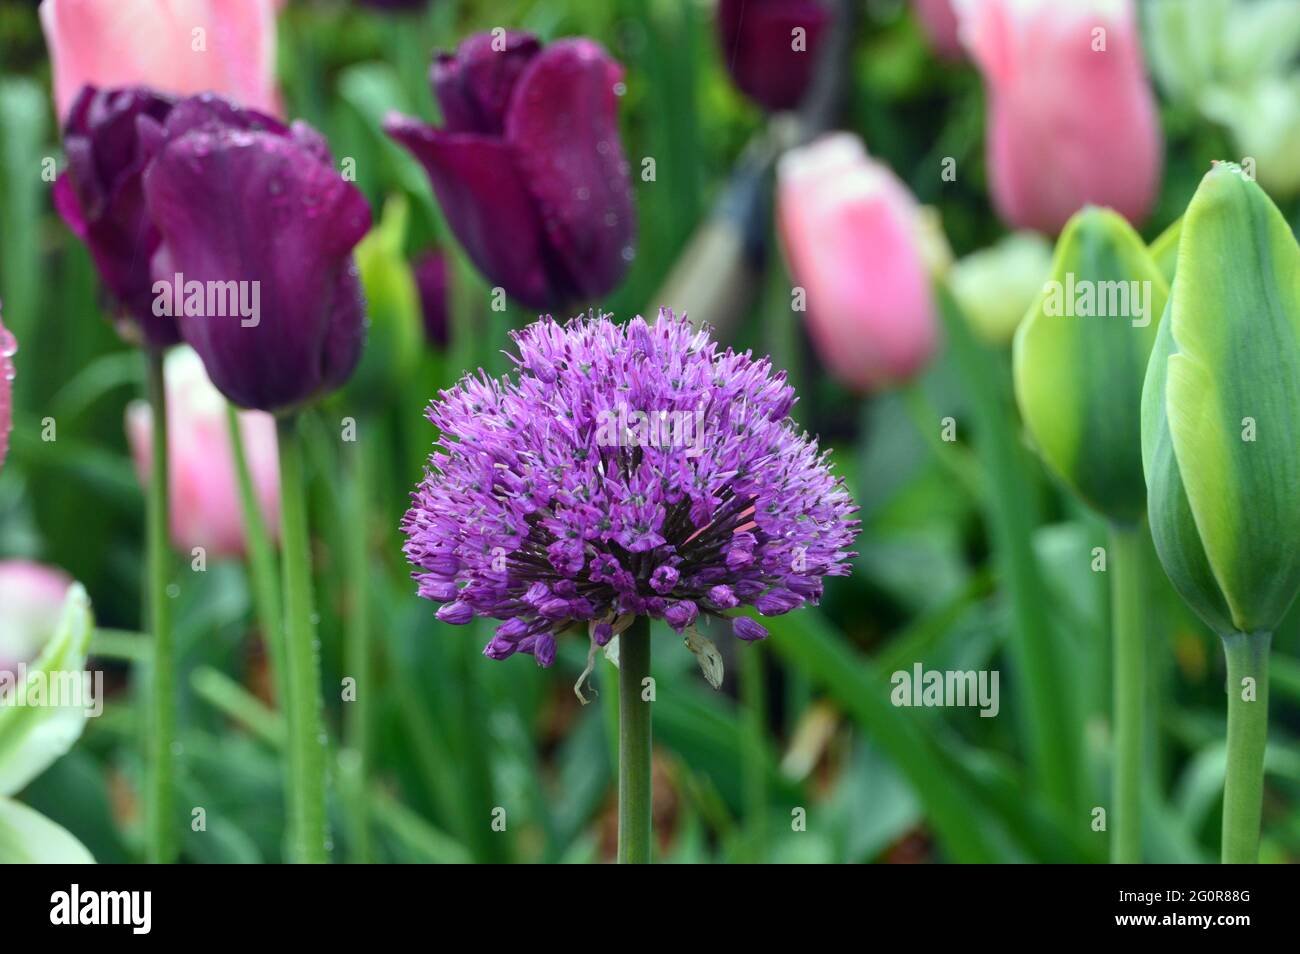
[403, 310, 859, 667]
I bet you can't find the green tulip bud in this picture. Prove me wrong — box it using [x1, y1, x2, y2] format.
[1013, 207, 1169, 523]
[950, 232, 1053, 344]
[1142, 163, 1300, 636]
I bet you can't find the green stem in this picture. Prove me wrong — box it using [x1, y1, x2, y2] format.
[225, 405, 285, 705]
[740, 640, 766, 861]
[144, 349, 176, 864]
[1220, 631, 1270, 864]
[341, 445, 372, 864]
[277, 415, 329, 864]
[618, 616, 652, 864]
[1109, 523, 1143, 863]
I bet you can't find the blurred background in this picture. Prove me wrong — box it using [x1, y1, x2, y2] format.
[2, 0, 1300, 863]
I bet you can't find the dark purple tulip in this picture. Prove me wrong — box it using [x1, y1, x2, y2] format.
[413, 250, 449, 347]
[53, 85, 179, 347]
[717, 0, 830, 111]
[385, 32, 635, 311]
[141, 95, 371, 413]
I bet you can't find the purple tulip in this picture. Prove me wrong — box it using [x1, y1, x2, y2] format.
[385, 32, 636, 311]
[717, 0, 830, 112]
[53, 85, 179, 348]
[141, 95, 371, 413]
[414, 250, 449, 347]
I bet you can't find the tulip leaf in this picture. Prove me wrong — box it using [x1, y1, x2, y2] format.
[1161, 164, 1300, 632]
[0, 796, 95, 864]
[1014, 207, 1168, 523]
[0, 584, 95, 796]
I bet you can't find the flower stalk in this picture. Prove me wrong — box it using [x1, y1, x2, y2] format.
[1109, 523, 1143, 863]
[618, 616, 652, 864]
[1221, 631, 1270, 863]
[276, 415, 329, 864]
[144, 348, 176, 864]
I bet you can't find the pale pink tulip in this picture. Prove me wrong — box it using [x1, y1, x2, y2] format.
[126, 347, 279, 558]
[0, 307, 12, 473]
[0, 561, 72, 676]
[956, 0, 1162, 234]
[40, 0, 280, 120]
[777, 133, 939, 392]
[914, 0, 964, 61]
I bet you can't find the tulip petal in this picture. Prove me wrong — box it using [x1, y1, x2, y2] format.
[1161, 164, 1300, 632]
[143, 128, 370, 411]
[41, 0, 280, 120]
[505, 39, 636, 304]
[1013, 207, 1166, 522]
[432, 30, 540, 135]
[385, 114, 556, 308]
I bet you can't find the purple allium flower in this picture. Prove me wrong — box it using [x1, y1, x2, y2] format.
[717, 0, 830, 112]
[141, 94, 371, 412]
[402, 310, 858, 667]
[385, 32, 636, 310]
[53, 85, 179, 348]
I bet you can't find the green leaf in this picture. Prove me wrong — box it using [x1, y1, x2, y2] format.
[0, 584, 95, 796]
[1013, 207, 1168, 523]
[0, 796, 95, 864]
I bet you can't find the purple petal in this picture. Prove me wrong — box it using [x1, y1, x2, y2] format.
[505, 39, 635, 302]
[732, 617, 769, 642]
[717, 0, 830, 111]
[433, 31, 541, 135]
[142, 122, 371, 411]
[384, 115, 557, 308]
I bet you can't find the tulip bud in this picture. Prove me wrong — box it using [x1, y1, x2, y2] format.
[52, 86, 180, 347]
[386, 33, 635, 311]
[125, 346, 280, 558]
[141, 95, 371, 413]
[956, 0, 1163, 233]
[716, 0, 831, 111]
[1201, 77, 1300, 200]
[1142, 164, 1300, 635]
[1014, 207, 1167, 523]
[0, 308, 12, 473]
[0, 561, 73, 678]
[40, 0, 280, 122]
[777, 132, 939, 392]
[949, 231, 1052, 344]
[414, 251, 450, 348]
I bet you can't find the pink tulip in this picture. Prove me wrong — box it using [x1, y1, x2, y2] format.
[0, 561, 72, 677]
[777, 133, 939, 392]
[126, 347, 280, 558]
[0, 307, 12, 473]
[956, 0, 1162, 234]
[40, 0, 280, 120]
[914, 0, 964, 61]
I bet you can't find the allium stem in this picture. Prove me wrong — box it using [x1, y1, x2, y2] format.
[1109, 523, 1143, 864]
[618, 616, 652, 864]
[740, 640, 767, 861]
[1221, 631, 1270, 864]
[277, 415, 329, 864]
[144, 348, 176, 864]
[225, 404, 285, 705]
